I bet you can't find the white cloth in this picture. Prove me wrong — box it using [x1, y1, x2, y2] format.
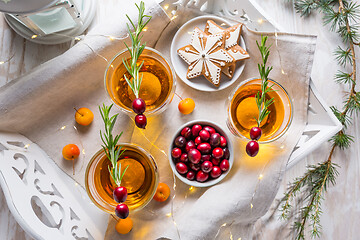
[0, 1, 316, 239]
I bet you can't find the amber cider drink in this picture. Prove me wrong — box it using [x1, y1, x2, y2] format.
[105, 47, 175, 115]
[227, 78, 292, 143]
[86, 144, 158, 213]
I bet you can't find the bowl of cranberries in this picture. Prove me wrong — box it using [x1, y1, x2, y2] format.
[169, 120, 233, 187]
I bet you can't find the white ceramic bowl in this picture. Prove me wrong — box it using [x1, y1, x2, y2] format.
[169, 120, 234, 187]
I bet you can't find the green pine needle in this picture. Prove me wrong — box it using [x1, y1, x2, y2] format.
[255, 35, 274, 128]
[123, 1, 152, 98]
[99, 104, 128, 186]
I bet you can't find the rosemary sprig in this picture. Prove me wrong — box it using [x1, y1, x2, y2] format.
[99, 104, 128, 186]
[123, 1, 152, 98]
[255, 36, 274, 127]
[280, 0, 360, 239]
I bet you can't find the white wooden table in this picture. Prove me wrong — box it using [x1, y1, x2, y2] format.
[0, 1, 359, 239]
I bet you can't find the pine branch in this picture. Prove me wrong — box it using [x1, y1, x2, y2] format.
[280, 0, 359, 239]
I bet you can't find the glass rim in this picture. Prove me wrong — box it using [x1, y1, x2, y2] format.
[227, 77, 294, 143]
[85, 142, 159, 214]
[104, 46, 176, 116]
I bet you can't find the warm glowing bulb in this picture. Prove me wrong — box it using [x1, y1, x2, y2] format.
[189, 186, 194, 191]
[281, 69, 286, 75]
[257, 19, 264, 24]
[166, 213, 172, 217]
[60, 126, 67, 130]
[0, 61, 4, 65]
[171, 15, 178, 21]
[82, 149, 86, 154]
[142, 27, 148, 32]
[258, 174, 264, 180]
[31, 35, 38, 39]
[164, 4, 169, 10]
[108, 36, 115, 41]
[75, 37, 81, 41]
[24, 144, 30, 149]
[250, 203, 253, 209]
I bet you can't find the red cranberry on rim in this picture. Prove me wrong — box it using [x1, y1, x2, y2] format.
[196, 170, 209, 182]
[113, 186, 128, 203]
[197, 142, 211, 154]
[212, 147, 224, 159]
[250, 127, 262, 141]
[220, 136, 227, 147]
[210, 166, 222, 178]
[176, 162, 188, 174]
[201, 161, 213, 173]
[181, 127, 192, 139]
[246, 141, 259, 157]
[135, 114, 147, 129]
[199, 130, 210, 141]
[195, 136, 202, 145]
[171, 148, 182, 159]
[191, 124, 202, 137]
[185, 140, 196, 152]
[180, 153, 188, 163]
[186, 170, 196, 180]
[132, 98, 146, 114]
[174, 136, 186, 148]
[188, 149, 201, 164]
[115, 204, 129, 219]
[220, 159, 230, 172]
[203, 126, 216, 135]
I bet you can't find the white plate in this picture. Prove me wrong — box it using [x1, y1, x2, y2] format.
[170, 15, 247, 92]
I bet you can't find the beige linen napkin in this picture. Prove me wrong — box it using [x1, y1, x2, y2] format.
[0, 2, 316, 240]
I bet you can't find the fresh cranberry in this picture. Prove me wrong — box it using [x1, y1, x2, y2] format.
[115, 204, 129, 219]
[189, 162, 200, 171]
[212, 147, 224, 159]
[195, 136, 202, 145]
[181, 127, 192, 139]
[180, 153, 188, 163]
[171, 148, 182, 159]
[186, 170, 196, 180]
[211, 158, 221, 166]
[246, 141, 259, 157]
[199, 130, 210, 141]
[203, 126, 216, 135]
[197, 142, 211, 154]
[135, 114, 147, 129]
[132, 98, 146, 114]
[113, 186, 128, 203]
[201, 161, 213, 173]
[220, 159, 230, 172]
[201, 154, 211, 162]
[220, 136, 227, 147]
[223, 147, 230, 159]
[250, 127, 262, 141]
[185, 140, 196, 152]
[188, 149, 201, 164]
[176, 162, 188, 174]
[191, 124, 202, 137]
[209, 133, 221, 147]
[174, 136, 186, 148]
[210, 166, 222, 178]
[196, 170, 209, 182]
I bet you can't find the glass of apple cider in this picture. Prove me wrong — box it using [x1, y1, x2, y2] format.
[227, 78, 293, 143]
[105, 47, 176, 115]
[85, 143, 159, 214]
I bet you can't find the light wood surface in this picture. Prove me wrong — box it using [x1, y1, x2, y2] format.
[0, 1, 359, 239]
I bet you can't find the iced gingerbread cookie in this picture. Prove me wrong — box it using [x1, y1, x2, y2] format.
[204, 20, 250, 79]
[177, 27, 234, 87]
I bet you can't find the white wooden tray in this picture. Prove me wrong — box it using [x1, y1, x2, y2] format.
[0, 1, 342, 239]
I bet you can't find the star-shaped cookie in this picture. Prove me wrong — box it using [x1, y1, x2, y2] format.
[204, 20, 250, 79]
[177, 27, 234, 87]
